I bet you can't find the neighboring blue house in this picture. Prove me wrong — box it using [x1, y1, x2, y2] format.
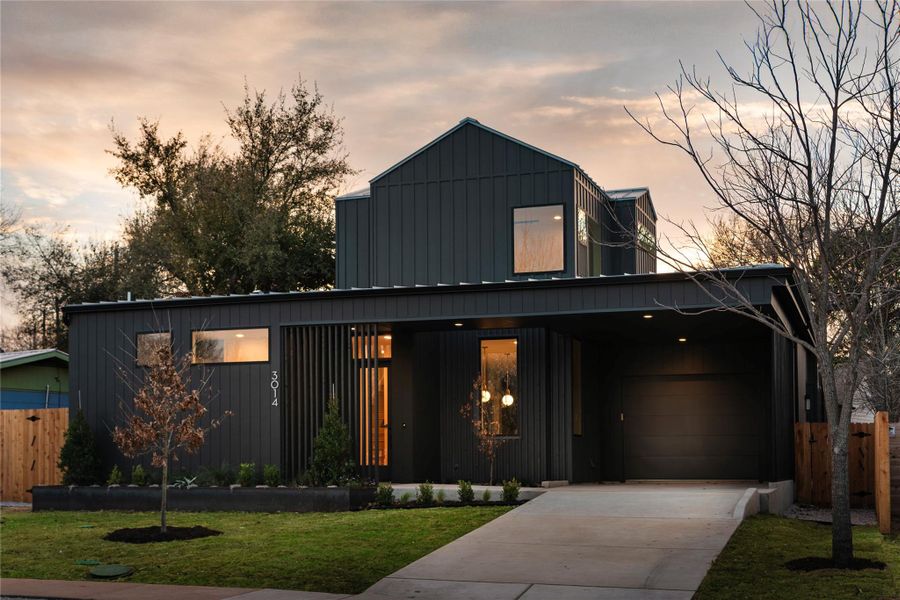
[0, 349, 69, 409]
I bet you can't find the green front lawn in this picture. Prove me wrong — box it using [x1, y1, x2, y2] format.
[0, 507, 510, 594]
[696, 515, 900, 600]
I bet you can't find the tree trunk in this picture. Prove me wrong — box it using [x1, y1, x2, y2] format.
[822, 371, 853, 566]
[830, 435, 853, 566]
[489, 454, 494, 487]
[160, 458, 168, 534]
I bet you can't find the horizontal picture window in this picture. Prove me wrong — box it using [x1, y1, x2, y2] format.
[192, 328, 269, 364]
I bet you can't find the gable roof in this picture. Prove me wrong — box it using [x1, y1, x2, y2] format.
[0, 348, 69, 370]
[335, 187, 371, 202]
[369, 117, 581, 184]
[606, 187, 657, 220]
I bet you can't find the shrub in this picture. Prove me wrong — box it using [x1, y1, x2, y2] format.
[203, 463, 236, 486]
[238, 462, 256, 487]
[131, 464, 148, 486]
[58, 410, 102, 485]
[375, 482, 394, 506]
[173, 475, 197, 489]
[399, 491, 413, 504]
[107, 465, 123, 486]
[306, 397, 355, 486]
[458, 480, 474, 503]
[417, 481, 434, 505]
[263, 464, 281, 487]
[482, 488, 492, 502]
[436, 488, 446, 504]
[502, 478, 521, 503]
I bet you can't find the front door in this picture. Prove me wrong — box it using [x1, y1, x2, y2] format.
[358, 337, 391, 480]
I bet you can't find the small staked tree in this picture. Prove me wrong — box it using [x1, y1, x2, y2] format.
[627, 1, 899, 565]
[112, 344, 230, 533]
[460, 376, 510, 486]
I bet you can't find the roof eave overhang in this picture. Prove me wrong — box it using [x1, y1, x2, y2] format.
[64, 267, 795, 317]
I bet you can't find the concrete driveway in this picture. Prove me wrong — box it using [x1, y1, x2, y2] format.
[360, 483, 755, 600]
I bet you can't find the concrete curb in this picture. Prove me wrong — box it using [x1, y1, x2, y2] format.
[732, 487, 760, 520]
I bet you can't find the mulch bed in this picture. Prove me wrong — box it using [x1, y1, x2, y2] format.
[785, 556, 886, 571]
[104, 525, 222, 544]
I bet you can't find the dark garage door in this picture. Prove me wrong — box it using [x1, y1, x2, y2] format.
[623, 375, 760, 480]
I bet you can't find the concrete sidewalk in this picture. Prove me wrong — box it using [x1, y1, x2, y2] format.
[359, 483, 754, 599]
[0, 579, 350, 600]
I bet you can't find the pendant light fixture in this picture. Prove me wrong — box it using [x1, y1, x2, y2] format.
[501, 352, 514, 407]
[481, 345, 491, 403]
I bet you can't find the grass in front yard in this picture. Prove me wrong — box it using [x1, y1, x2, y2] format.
[0, 507, 510, 594]
[696, 515, 900, 600]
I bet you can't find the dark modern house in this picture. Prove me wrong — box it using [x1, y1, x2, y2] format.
[65, 118, 816, 487]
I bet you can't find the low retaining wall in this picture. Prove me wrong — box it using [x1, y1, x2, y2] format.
[32, 485, 376, 513]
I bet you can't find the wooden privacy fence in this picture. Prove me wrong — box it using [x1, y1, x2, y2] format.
[0, 408, 68, 502]
[795, 413, 893, 534]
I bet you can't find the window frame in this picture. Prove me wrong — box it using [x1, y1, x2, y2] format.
[134, 331, 173, 368]
[190, 326, 271, 366]
[511, 203, 567, 275]
[477, 334, 521, 439]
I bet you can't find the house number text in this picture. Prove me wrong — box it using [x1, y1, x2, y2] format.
[270, 370, 279, 407]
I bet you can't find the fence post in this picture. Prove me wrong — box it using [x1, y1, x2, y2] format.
[874, 411, 890, 535]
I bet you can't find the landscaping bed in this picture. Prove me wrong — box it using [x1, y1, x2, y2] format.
[695, 514, 900, 600]
[32, 485, 377, 513]
[0, 507, 512, 594]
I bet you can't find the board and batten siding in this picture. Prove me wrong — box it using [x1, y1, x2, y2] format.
[335, 196, 371, 289]
[68, 304, 284, 476]
[340, 121, 578, 289]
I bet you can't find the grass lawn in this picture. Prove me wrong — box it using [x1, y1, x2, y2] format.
[0, 506, 510, 594]
[696, 515, 900, 600]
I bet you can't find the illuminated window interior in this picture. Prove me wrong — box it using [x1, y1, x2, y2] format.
[514, 205, 564, 273]
[359, 366, 389, 466]
[355, 332, 391, 467]
[192, 328, 269, 364]
[352, 334, 392, 360]
[480, 338, 519, 436]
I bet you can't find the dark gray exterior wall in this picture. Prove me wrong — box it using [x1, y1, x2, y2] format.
[66, 268, 802, 482]
[603, 194, 656, 275]
[335, 196, 371, 289]
[574, 170, 606, 278]
[369, 122, 576, 287]
[68, 304, 283, 477]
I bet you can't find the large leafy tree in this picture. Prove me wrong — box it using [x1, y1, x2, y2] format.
[110, 78, 354, 296]
[1, 227, 160, 350]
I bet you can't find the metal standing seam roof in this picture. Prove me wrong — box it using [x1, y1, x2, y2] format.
[335, 187, 371, 202]
[0, 348, 69, 369]
[605, 187, 657, 220]
[364, 117, 608, 194]
[63, 266, 795, 315]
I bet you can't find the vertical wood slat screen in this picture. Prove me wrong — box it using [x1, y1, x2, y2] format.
[281, 324, 380, 481]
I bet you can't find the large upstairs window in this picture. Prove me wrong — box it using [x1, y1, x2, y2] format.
[513, 204, 565, 274]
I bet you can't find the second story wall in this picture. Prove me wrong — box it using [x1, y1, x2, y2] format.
[337, 120, 578, 288]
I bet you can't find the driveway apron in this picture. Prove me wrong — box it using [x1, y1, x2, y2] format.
[360, 483, 752, 600]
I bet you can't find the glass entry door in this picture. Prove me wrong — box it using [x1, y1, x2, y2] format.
[356, 332, 392, 476]
[359, 366, 389, 468]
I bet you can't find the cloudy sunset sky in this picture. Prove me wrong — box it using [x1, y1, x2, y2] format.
[2, 1, 759, 246]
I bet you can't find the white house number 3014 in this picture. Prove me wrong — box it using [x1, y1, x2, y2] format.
[270, 370, 279, 407]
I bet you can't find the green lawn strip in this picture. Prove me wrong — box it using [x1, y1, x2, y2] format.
[696, 515, 900, 600]
[1, 507, 510, 594]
